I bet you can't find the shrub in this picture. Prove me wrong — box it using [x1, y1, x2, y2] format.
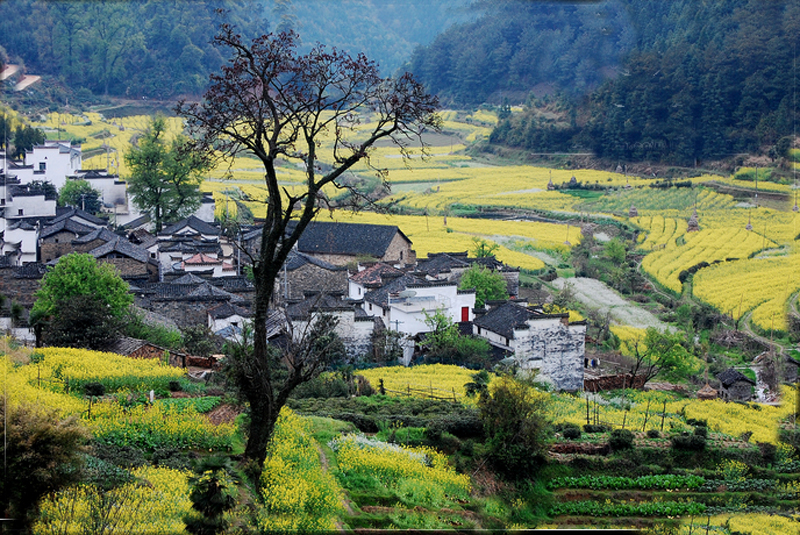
[646, 429, 661, 439]
[608, 429, 634, 451]
[584, 424, 608, 434]
[563, 427, 582, 440]
[671, 432, 706, 451]
[693, 426, 708, 438]
[84, 382, 106, 397]
[687, 418, 707, 428]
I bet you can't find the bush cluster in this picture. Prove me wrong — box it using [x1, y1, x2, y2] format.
[608, 429, 634, 451]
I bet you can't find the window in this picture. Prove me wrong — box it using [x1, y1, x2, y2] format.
[0, 198, 4, 205]
[39, 162, 46, 171]
[17, 209, 23, 216]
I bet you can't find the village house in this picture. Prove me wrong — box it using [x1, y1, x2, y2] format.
[286, 292, 379, 363]
[358, 268, 476, 337]
[1, 141, 82, 190]
[275, 250, 348, 303]
[473, 300, 586, 392]
[208, 302, 252, 339]
[291, 221, 415, 266]
[66, 169, 127, 211]
[716, 368, 756, 402]
[416, 251, 520, 297]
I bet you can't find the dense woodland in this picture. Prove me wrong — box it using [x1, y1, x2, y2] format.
[454, 0, 800, 164]
[0, 0, 471, 99]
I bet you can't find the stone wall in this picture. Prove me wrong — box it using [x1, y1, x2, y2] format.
[147, 298, 229, 329]
[0, 265, 44, 308]
[383, 234, 415, 265]
[102, 257, 158, 282]
[40, 233, 81, 263]
[584, 374, 647, 392]
[515, 321, 586, 392]
[721, 381, 754, 401]
[281, 263, 348, 301]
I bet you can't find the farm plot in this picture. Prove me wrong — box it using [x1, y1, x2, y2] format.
[632, 215, 687, 250]
[551, 277, 670, 331]
[641, 228, 776, 294]
[581, 186, 736, 215]
[693, 253, 800, 331]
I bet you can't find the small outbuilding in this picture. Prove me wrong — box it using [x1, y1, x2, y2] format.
[716, 368, 756, 402]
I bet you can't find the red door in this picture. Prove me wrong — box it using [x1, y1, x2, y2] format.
[461, 306, 469, 322]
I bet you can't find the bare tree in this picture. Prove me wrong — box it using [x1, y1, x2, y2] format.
[177, 23, 438, 479]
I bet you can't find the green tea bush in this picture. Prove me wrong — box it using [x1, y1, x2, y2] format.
[609, 429, 634, 450]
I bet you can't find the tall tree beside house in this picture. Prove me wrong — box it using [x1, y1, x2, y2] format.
[124, 115, 210, 233]
[11, 124, 46, 159]
[58, 179, 103, 214]
[177, 24, 439, 484]
[31, 253, 133, 349]
[458, 263, 508, 308]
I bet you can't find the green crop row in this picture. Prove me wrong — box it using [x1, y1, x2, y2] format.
[548, 474, 705, 491]
[549, 499, 706, 517]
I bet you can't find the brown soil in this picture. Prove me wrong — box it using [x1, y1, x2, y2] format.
[206, 404, 241, 426]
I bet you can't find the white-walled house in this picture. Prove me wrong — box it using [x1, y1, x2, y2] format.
[360, 271, 476, 338]
[287, 293, 378, 363]
[1, 220, 38, 265]
[473, 301, 586, 391]
[67, 169, 127, 210]
[22, 141, 82, 190]
[208, 302, 252, 339]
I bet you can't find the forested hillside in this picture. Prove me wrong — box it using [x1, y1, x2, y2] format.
[0, 0, 472, 99]
[0, 0, 266, 98]
[408, 0, 635, 105]
[412, 0, 800, 165]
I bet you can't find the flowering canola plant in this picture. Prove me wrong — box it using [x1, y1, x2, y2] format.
[34, 466, 191, 535]
[88, 401, 236, 451]
[257, 408, 344, 533]
[18, 347, 184, 394]
[357, 364, 492, 402]
[330, 433, 470, 507]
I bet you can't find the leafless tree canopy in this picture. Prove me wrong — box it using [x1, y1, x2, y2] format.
[176, 23, 439, 479]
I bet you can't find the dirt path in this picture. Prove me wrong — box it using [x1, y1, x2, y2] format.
[552, 277, 671, 331]
[315, 444, 355, 531]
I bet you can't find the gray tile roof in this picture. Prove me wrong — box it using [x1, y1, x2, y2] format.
[286, 292, 354, 320]
[89, 237, 151, 264]
[285, 250, 343, 272]
[47, 207, 107, 227]
[73, 227, 117, 245]
[40, 218, 95, 239]
[160, 215, 219, 237]
[294, 221, 410, 258]
[208, 302, 252, 320]
[363, 273, 430, 309]
[472, 301, 564, 340]
[717, 368, 756, 387]
[171, 273, 210, 285]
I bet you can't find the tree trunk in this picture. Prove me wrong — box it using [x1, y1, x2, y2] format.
[243, 395, 280, 484]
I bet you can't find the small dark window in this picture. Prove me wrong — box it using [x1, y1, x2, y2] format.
[39, 162, 46, 171]
[17, 209, 23, 216]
